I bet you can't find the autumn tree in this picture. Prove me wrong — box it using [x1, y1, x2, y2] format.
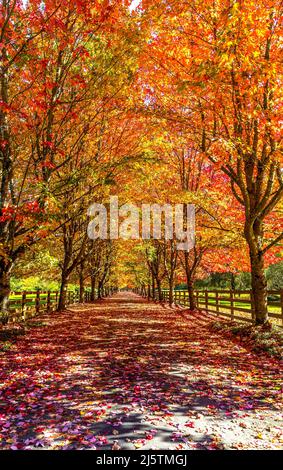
[0, 0, 143, 319]
[136, 0, 283, 323]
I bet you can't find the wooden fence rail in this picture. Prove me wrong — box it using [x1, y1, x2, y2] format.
[136, 288, 283, 326]
[5, 286, 116, 324]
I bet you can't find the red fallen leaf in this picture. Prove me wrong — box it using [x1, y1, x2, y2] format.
[34, 427, 45, 433]
[207, 442, 222, 450]
[185, 421, 195, 428]
[151, 405, 160, 412]
[175, 443, 184, 449]
[96, 436, 109, 445]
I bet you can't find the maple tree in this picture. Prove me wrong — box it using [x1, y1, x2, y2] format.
[123, 121, 244, 309]
[0, 0, 141, 318]
[0, 0, 281, 327]
[134, 0, 283, 324]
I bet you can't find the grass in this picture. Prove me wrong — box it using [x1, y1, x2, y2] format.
[163, 290, 282, 325]
[174, 290, 280, 312]
[196, 296, 280, 314]
[9, 292, 59, 310]
[26, 320, 49, 327]
[8, 290, 89, 311]
[0, 341, 13, 351]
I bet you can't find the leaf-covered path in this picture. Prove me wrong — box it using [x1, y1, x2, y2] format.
[0, 292, 282, 450]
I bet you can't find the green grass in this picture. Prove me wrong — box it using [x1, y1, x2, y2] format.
[197, 297, 280, 314]
[162, 289, 282, 325]
[0, 341, 13, 351]
[168, 290, 281, 313]
[8, 289, 92, 311]
[9, 293, 59, 311]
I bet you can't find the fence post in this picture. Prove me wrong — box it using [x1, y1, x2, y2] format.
[21, 291, 27, 321]
[196, 290, 199, 308]
[47, 291, 51, 313]
[215, 291, 219, 315]
[230, 289, 234, 320]
[187, 290, 190, 307]
[35, 290, 40, 316]
[205, 290, 208, 310]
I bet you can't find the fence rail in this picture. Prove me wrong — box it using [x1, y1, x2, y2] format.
[5, 287, 115, 324]
[140, 288, 283, 326]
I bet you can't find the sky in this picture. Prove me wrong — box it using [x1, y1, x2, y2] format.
[129, 0, 141, 12]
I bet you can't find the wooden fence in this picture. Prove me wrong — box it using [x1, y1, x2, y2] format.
[5, 287, 114, 324]
[159, 289, 283, 326]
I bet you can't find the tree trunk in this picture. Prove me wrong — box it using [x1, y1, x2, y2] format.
[0, 260, 12, 325]
[188, 280, 196, 310]
[151, 274, 155, 300]
[79, 271, 84, 303]
[90, 275, 96, 302]
[156, 278, 162, 301]
[168, 278, 174, 307]
[250, 250, 268, 325]
[147, 283, 151, 300]
[98, 281, 103, 299]
[231, 272, 236, 291]
[184, 250, 197, 310]
[58, 273, 68, 311]
[245, 221, 268, 325]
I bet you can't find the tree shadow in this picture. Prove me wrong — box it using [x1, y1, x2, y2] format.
[0, 293, 281, 449]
